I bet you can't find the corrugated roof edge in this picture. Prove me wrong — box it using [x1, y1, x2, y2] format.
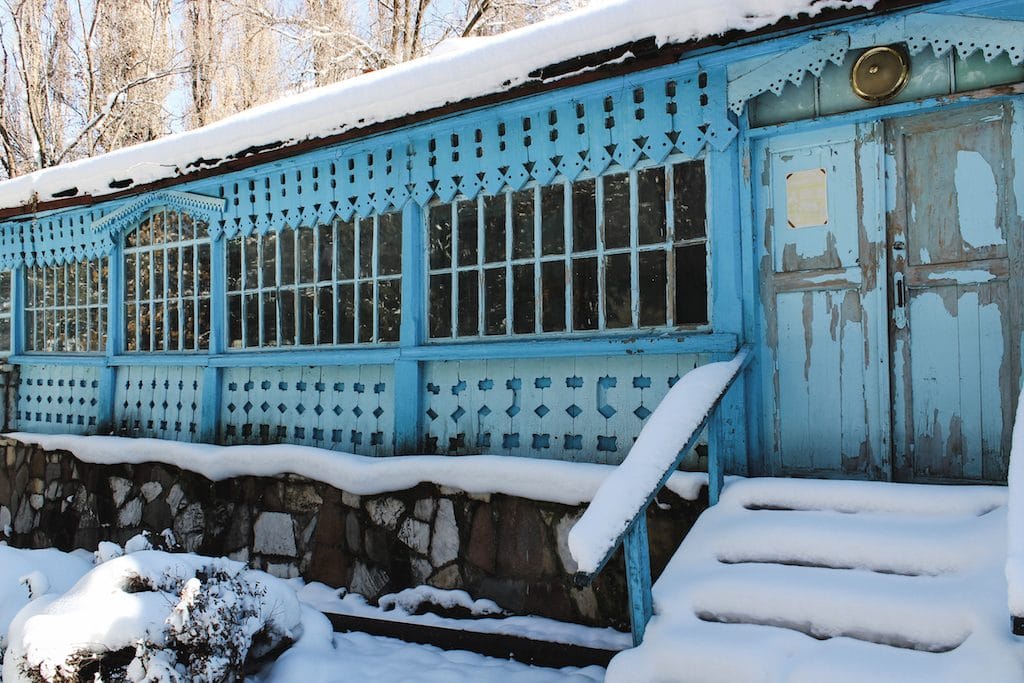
[0, 0, 929, 221]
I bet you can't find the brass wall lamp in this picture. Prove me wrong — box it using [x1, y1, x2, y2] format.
[851, 45, 911, 103]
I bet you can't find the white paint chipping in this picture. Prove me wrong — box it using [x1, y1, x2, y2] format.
[926, 269, 996, 284]
[955, 150, 1003, 249]
[3, 433, 707, 506]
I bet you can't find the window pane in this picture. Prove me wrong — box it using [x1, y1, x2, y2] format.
[638, 167, 667, 244]
[378, 212, 402, 276]
[229, 294, 242, 348]
[378, 278, 401, 342]
[603, 173, 630, 249]
[358, 282, 374, 342]
[317, 286, 334, 345]
[299, 288, 315, 345]
[457, 199, 478, 266]
[484, 195, 505, 264]
[674, 244, 708, 325]
[317, 223, 334, 282]
[572, 257, 598, 330]
[261, 232, 277, 287]
[429, 275, 452, 339]
[457, 270, 479, 337]
[280, 228, 296, 286]
[166, 249, 179, 298]
[572, 178, 597, 252]
[262, 291, 278, 346]
[244, 236, 259, 289]
[511, 189, 534, 259]
[280, 289, 296, 345]
[428, 205, 452, 270]
[605, 252, 631, 328]
[182, 299, 195, 349]
[541, 261, 566, 332]
[244, 293, 259, 347]
[337, 220, 355, 279]
[673, 161, 707, 240]
[359, 219, 374, 278]
[298, 228, 315, 284]
[512, 264, 535, 334]
[541, 185, 565, 255]
[165, 211, 180, 243]
[639, 250, 667, 327]
[167, 301, 180, 350]
[484, 268, 506, 335]
[337, 283, 355, 343]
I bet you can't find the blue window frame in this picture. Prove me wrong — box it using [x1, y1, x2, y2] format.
[25, 258, 108, 352]
[226, 212, 402, 348]
[124, 209, 212, 352]
[427, 159, 708, 340]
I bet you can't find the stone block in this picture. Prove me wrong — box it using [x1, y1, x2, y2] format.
[555, 510, 583, 574]
[166, 484, 186, 513]
[364, 527, 390, 564]
[173, 502, 206, 553]
[429, 565, 462, 591]
[466, 505, 496, 574]
[142, 500, 172, 532]
[350, 562, 390, 599]
[341, 491, 361, 508]
[430, 499, 459, 567]
[413, 498, 436, 522]
[398, 518, 430, 554]
[118, 498, 143, 527]
[496, 499, 555, 579]
[109, 476, 133, 508]
[283, 482, 323, 514]
[13, 497, 34, 534]
[0, 504, 10, 533]
[366, 497, 405, 530]
[410, 557, 433, 584]
[28, 494, 43, 510]
[345, 512, 361, 552]
[140, 481, 163, 503]
[253, 511, 297, 557]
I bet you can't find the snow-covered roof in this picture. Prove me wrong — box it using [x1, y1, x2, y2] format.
[0, 0, 880, 216]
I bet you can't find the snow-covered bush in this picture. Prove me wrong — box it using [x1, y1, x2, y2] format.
[3, 551, 301, 683]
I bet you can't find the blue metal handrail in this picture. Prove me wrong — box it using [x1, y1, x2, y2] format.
[570, 345, 752, 646]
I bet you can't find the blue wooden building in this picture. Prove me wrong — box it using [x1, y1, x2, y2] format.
[0, 0, 1021, 488]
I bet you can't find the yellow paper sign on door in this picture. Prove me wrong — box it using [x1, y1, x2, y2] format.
[786, 168, 828, 228]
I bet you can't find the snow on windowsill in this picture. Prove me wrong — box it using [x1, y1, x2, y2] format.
[3, 432, 706, 506]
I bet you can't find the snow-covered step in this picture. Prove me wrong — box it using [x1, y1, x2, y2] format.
[605, 477, 1024, 683]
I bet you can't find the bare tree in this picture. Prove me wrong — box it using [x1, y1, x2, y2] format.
[0, 0, 182, 179]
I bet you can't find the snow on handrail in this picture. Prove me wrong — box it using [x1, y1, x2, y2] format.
[1007, 386, 1024, 631]
[568, 346, 750, 577]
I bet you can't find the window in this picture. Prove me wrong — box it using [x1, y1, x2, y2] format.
[25, 258, 108, 352]
[226, 212, 402, 348]
[427, 160, 707, 339]
[124, 209, 212, 352]
[0, 271, 10, 353]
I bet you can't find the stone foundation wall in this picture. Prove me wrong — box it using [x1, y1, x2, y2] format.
[0, 438, 704, 629]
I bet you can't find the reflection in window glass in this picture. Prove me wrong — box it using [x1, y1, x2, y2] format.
[124, 209, 210, 352]
[226, 212, 402, 348]
[426, 159, 708, 339]
[0, 270, 12, 353]
[26, 258, 109, 352]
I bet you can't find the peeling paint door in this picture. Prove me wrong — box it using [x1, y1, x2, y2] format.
[887, 102, 1022, 482]
[756, 124, 890, 478]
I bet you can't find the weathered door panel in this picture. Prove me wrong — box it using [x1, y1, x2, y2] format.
[757, 125, 889, 478]
[887, 103, 1021, 482]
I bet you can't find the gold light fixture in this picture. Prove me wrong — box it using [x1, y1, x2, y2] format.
[851, 45, 911, 103]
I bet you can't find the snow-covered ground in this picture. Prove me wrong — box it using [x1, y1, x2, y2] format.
[0, 541, 606, 682]
[607, 477, 1024, 683]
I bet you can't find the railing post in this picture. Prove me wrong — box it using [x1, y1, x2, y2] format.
[623, 510, 654, 646]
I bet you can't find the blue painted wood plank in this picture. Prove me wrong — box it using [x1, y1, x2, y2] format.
[623, 514, 653, 646]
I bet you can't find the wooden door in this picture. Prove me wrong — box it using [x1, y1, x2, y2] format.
[886, 102, 1022, 482]
[756, 124, 890, 478]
